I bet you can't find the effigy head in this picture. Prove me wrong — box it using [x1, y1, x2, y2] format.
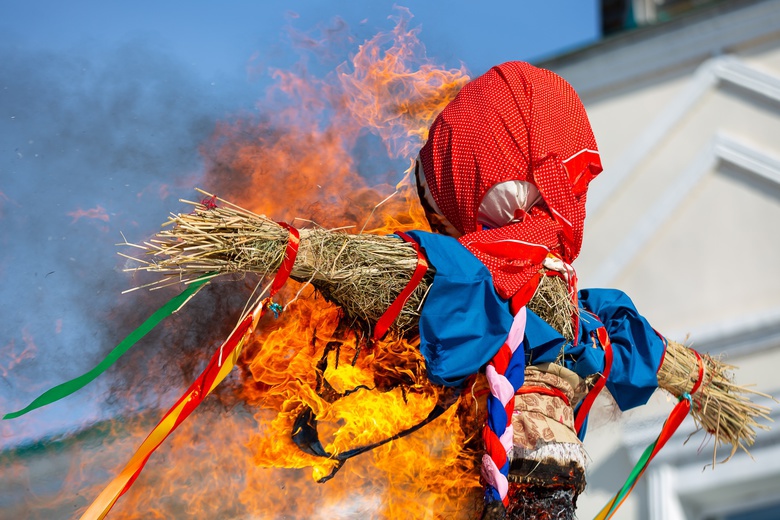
[417, 61, 603, 263]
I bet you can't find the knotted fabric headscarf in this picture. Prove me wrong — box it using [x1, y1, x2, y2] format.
[418, 61, 602, 301]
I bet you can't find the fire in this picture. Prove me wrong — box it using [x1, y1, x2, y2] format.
[67, 205, 110, 224]
[338, 7, 470, 160]
[7, 8, 485, 520]
[199, 7, 480, 517]
[235, 292, 485, 518]
[200, 7, 468, 231]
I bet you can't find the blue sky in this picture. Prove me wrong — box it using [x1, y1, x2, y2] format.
[4, 1, 598, 86]
[0, 1, 599, 447]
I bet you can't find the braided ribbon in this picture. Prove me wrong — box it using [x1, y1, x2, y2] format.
[80, 222, 300, 520]
[482, 307, 527, 507]
[595, 339, 702, 520]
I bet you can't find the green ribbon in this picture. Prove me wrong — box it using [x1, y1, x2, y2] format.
[599, 394, 690, 519]
[3, 275, 214, 420]
[602, 440, 655, 518]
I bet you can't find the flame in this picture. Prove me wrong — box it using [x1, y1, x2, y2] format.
[199, 7, 480, 517]
[338, 7, 469, 160]
[199, 7, 468, 231]
[237, 293, 484, 518]
[209, 8, 481, 517]
[67, 205, 110, 224]
[6, 8, 487, 519]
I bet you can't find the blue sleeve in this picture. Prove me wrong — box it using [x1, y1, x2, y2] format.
[404, 231, 514, 387]
[579, 288, 666, 411]
[524, 307, 604, 382]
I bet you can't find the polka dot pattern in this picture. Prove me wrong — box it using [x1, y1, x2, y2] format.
[418, 61, 603, 300]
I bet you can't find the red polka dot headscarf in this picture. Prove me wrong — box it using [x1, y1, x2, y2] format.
[418, 61, 603, 301]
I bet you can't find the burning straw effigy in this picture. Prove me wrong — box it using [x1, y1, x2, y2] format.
[125, 190, 772, 464]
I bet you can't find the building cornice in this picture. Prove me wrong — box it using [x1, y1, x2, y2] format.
[538, 0, 780, 102]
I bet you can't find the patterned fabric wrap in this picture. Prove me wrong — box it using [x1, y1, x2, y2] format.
[512, 365, 585, 450]
[418, 61, 602, 301]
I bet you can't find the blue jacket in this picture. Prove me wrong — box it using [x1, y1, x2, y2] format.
[406, 230, 665, 413]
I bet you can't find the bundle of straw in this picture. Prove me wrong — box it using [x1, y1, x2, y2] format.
[657, 340, 772, 462]
[520, 274, 772, 459]
[527, 274, 576, 343]
[531, 280, 773, 460]
[124, 190, 772, 457]
[122, 190, 432, 335]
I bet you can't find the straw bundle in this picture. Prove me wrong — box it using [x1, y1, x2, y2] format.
[122, 190, 432, 335]
[125, 190, 772, 457]
[523, 277, 772, 460]
[658, 340, 772, 462]
[529, 280, 773, 460]
[125, 190, 576, 337]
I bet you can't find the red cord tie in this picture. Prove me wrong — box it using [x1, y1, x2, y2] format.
[257, 222, 300, 321]
[689, 350, 705, 396]
[574, 326, 613, 434]
[270, 222, 300, 298]
[515, 385, 571, 407]
[372, 231, 428, 341]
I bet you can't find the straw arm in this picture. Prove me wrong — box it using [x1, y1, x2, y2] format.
[657, 340, 774, 460]
[123, 199, 432, 335]
[121, 196, 774, 459]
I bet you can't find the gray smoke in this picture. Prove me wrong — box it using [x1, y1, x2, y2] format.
[0, 38, 253, 444]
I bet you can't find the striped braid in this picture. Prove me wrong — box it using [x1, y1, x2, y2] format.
[482, 307, 528, 506]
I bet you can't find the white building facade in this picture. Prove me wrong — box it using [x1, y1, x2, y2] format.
[542, 1, 780, 518]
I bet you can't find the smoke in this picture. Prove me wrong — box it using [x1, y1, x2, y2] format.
[0, 10, 481, 520]
[0, 37, 244, 444]
[0, 5, 461, 450]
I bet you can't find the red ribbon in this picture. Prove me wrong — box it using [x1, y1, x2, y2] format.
[574, 327, 613, 434]
[372, 231, 428, 341]
[515, 385, 571, 407]
[271, 222, 300, 297]
[596, 395, 691, 520]
[79, 221, 303, 519]
[690, 350, 705, 395]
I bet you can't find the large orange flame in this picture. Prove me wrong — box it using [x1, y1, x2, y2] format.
[11, 8, 485, 520]
[206, 8, 481, 518]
